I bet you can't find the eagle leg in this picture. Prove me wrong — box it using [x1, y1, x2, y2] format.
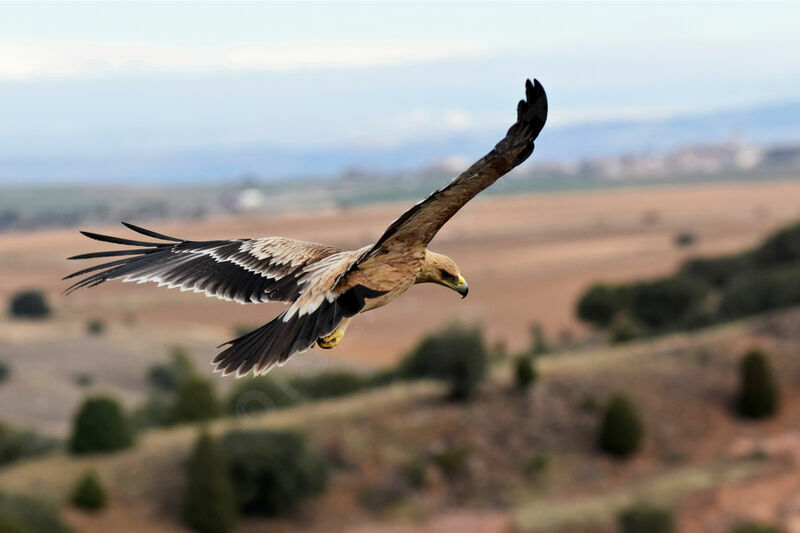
[317, 317, 352, 349]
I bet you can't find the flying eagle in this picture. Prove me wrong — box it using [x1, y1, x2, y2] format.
[65, 79, 548, 377]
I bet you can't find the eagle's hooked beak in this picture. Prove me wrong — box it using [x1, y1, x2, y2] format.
[442, 274, 469, 299]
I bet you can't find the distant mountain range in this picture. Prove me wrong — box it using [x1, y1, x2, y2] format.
[3, 100, 800, 185]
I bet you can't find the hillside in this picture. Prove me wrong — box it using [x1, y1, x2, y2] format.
[2, 308, 800, 533]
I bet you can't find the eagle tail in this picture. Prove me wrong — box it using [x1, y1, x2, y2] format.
[213, 284, 386, 377]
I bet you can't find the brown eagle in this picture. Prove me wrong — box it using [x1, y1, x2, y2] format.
[65, 79, 548, 377]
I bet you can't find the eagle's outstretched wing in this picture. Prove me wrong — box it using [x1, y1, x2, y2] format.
[64, 222, 342, 304]
[65, 222, 386, 375]
[364, 79, 547, 256]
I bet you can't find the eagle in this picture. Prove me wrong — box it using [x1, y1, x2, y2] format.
[65, 79, 548, 377]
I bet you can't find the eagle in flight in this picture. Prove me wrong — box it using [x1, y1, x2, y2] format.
[65, 79, 548, 377]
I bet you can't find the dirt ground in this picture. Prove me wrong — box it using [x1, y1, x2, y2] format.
[1, 179, 800, 434]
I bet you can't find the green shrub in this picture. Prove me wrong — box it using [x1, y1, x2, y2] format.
[0, 513, 26, 533]
[674, 231, 696, 247]
[167, 378, 221, 425]
[85, 319, 105, 336]
[397, 323, 487, 401]
[576, 284, 627, 327]
[432, 444, 471, 480]
[147, 346, 196, 393]
[0, 361, 8, 385]
[628, 276, 710, 330]
[0, 491, 73, 533]
[183, 432, 238, 533]
[8, 290, 50, 319]
[221, 429, 328, 517]
[528, 323, 549, 355]
[730, 522, 781, 533]
[608, 313, 642, 344]
[522, 453, 549, 480]
[69, 396, 133, 455]
[71, 372, 93, 388]
[289, 370, 368, 400]
[755, 221, 800, 266]
[70, 470, 107, 512]
[598, 393, 644, 458]
[719, 264, 800, 319]
[0, 422, 60, 467]
[680, 253, 752, 287]
[737, 348, 780, 419]
[227, 376, 298, 416]
[617, 503, 674, 533]
[514, 355, 537, 389]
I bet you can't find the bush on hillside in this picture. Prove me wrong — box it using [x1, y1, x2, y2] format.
[0, 422, 60, 468]
[70, 470, 107, 512]
[147, 346, 196, 393]
[680, 253, 752, 288]
[289, 370, 368, 400]
[0, 361, 8, 385]
[719, 264, 800, 319]
[183, 432, 238, 533]
[0, 513, 26, 533]
[396, 322, 488, 401]
[737, 348, 780, 419]
[69, 396, 133, 455]
[0, 491, 73, 533]
[598, 393, 644, 458]
[514, 355, 537, 389]
[8, 290, 50, 319]
[755, 221, 800, 266]
[227, 376, 298, 416]
[628, 276, 710, 330]
[85, 319, 105, 336]
[674, 231, 696, 247]
[167, 378, 221, 425]
[576, 284, 627, 327]
[221, 429, 328, 517]
[617, 503, 674, 533]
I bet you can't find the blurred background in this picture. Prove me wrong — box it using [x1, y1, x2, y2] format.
[1, 2, 800, 532]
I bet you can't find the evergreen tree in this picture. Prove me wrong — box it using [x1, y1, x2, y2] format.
[183, 431, 238, 533]
[737, 348, 780, 419]
[514, 355, 537, 389]
[70, 470, 107, 511]
[598, 393, 644, 458]
[69, 396, 133, 454]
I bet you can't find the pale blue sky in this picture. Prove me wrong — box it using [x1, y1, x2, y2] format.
[1, 1, 799, 181]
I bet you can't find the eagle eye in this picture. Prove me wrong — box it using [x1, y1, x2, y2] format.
[439, 269, 457, 284]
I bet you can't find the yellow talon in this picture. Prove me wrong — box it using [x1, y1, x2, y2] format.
[317, 329, 344, 349]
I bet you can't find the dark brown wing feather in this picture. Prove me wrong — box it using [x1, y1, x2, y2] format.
[63, 222, 341, 304]
[366, 79, 547, 254]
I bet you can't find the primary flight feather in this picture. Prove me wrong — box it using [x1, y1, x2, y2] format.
[65, 78, 548, 377]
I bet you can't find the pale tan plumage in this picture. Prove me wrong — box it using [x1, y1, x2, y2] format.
[65, 79, 548, 376]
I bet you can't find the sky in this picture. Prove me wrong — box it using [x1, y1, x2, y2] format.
[1, 1, 799, 182]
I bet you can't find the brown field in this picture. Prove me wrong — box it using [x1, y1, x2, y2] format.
[2, 179, 800, 433]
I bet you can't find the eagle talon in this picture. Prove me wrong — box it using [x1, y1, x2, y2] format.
[317, 329, 344, 349]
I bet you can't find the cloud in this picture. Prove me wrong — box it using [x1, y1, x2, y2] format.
[0, 40, 487, 81]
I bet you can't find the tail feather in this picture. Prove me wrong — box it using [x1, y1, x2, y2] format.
[213, 285, 385, 376]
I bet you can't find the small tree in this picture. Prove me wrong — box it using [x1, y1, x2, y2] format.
[737, 348, 780, 419]
[183, 432, 238, 533]
[0, 361, 8, 385]
[167, 378, 221, 425]
[70, 470, 107, 511]
[0, 513, 26, 533]
[9, 289, 50, 319]
[397, 323, 488, 401]
[222, 429, 328, 517]
[576, 284, 625, 327]
[514, 355, 537, 389]
[69, 396, 133, 454]
[617, 503, 674, 533]
[598, 393, 644, 458]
